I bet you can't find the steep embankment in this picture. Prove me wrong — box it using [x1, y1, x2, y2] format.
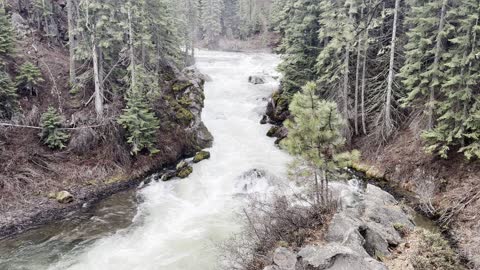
[0, 5, 212, 237]
[354, 130, 480, 268]
[263, 90, 479, 268]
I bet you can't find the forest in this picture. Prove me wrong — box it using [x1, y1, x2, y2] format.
[0, 0, 479, 270]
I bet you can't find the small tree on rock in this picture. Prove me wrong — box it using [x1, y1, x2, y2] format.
[16, 62, 44, 96]
[39, 107, 70, 149]
[282, 82, 359, 205]
[118, 85, 160, 156]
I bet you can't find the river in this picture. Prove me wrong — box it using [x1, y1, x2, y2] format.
[0, 51, 292, 270]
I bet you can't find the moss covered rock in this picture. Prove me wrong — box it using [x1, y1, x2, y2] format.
[267, 126, 280, 137]
[193, 151, 211, 163]
[56, 191, 74, 204]
[177, 165, 193, 178]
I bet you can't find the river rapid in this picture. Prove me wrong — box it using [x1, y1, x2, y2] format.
[0, 51, 292, 270]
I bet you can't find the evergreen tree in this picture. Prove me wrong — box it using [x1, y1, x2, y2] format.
[277, 0, 320, 96]
[39, 107, 70, 149]
[422, 0, 480, 159]
[0, 71, 18, 119]
[282, 82, 359, 204]
[400, 0, 450, 129]
[16, 62, 44, 96]
[200, 0, 223, 48]
[0, 9, 14, 58]
[118, 81, 160, 156]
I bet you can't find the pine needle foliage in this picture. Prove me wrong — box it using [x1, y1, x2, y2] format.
[282, 82, 360, 203]
[16, 62, 44, 96]
[118, 83, 160, 156]
[0, 10, 14, 57]
[39, 107, 70, 149]
[0, 71, 18, 119]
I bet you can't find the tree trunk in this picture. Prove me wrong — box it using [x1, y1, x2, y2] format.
[342, 12, 353, 139]
[384, 0, 400, 138]
[354, 9, 363, 136]
[128, 7, 136, 90]
[428, 0, 448, 129]
[315, 171, 321, 206]
[92, 40, 103, 119]
[67, 0, 76, 86]
[361, 27, 369, 135]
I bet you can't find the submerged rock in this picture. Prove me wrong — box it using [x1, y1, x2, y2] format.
[56, 191, 74, 204]
[248, 75, 266, 85]
[160, 170, 177, 182]
[193, 151, 211, 163]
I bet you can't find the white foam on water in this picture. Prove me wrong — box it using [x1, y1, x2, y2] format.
[46, 51, 292, 270]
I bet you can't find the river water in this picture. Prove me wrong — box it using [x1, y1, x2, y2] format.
[0, 51, 292, 270]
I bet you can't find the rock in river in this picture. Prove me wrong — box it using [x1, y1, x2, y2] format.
[249, 75, 266, 85]
[193, 151, 211, 163]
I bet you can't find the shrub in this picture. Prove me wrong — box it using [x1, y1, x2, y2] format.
[39, 107, 70, 149]
[16, 62, 44, 96]
[220, 194, 335, 270]
[118, 87, 160, 156]
[0, 71, 18, 119]
[0, 10, 14, 57]
[412, 229, 464, 270]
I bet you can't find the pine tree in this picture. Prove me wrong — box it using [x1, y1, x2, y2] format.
[0, 71, 18, 119]
[39, 107, 70, 149]
[16, 62, 44, 96]
[118, 82, 160, 156]
[200, 0, 224, 48]
[422, 0, 480, 159]
[400, 0, 450, 129]
[277, 0, 320, 96]
[0, 9, 14, 58]
[282, 82, 359, 205]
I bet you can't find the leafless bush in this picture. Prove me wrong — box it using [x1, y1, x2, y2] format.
[415, 175, 437, 216]
[220, 193, 335, 270]
[98, 119, 131, 166]
[23, 105, 41, 126]
[69, 127, 99, 155]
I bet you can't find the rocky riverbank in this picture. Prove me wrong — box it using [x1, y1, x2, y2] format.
[261, 181, 419, 270]
[0, 66, 213, 239]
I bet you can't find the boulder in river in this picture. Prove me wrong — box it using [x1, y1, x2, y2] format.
[249, 75, 266, 85]
[160, 170, 177, 182]
[56, 191, 74, 204]
[193, 151, 211, 163]
[267, 126, 288, 144]
[177, 166, 193, 178]
[176, 161, 193, 178]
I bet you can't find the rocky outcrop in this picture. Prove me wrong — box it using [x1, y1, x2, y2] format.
[266, 126, 288, 144]
[265, 91, 290, 124]
[177, 66, 214, 149]
[262, 182, 416, 270]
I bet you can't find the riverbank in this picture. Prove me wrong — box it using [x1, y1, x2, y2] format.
[354, 129, 480, 268]
[0, 60, 213, 239]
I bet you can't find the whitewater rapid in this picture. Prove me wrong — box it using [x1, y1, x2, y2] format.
[0, 51, 292, 270]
